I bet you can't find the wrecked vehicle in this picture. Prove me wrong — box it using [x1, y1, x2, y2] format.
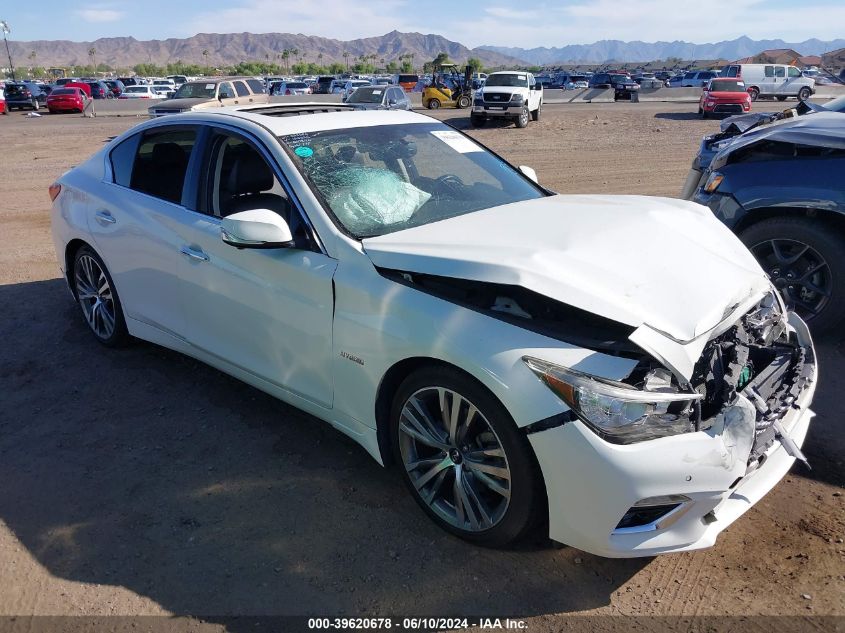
[684, 112, 845, 332]
[51, 104, 816, 557]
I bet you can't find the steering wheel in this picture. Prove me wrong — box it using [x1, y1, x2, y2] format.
[434, 174, 466, 194]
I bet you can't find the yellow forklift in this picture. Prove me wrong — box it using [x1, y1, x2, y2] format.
[423, 64, 473, 109]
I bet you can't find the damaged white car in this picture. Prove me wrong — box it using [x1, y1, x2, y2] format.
[50, 104, 817, 557]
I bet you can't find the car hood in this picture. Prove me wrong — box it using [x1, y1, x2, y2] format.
[149, 97, 219, 110]
[363, 195, 769, 362]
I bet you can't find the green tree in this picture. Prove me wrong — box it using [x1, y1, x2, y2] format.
[466, 57, 484, 73]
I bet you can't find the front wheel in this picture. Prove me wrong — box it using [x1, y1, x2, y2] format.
[798, 87, 811, 101]
[72, 246, 129, 346]
[427, 98, 440, 110]
[740, 217, 845, 333]
[515, 107, 529, 128]
[391, 366, 543, 547]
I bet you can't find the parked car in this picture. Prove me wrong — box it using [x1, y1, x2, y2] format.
[313, 75, 337, 94]
[151, 79, 177, 98]
[638, 78, 667, 89]
[670, 71, 719, 88]
[346, 85, 411, 110]
[119, 85, 163, 99]
[589, 73, 639, 99]
[681, 97, 845, 198]
[166, 75, 188, 86]
[0, 84, 6, 115]
[117, 77, 143, 87]
[63, 81, 92, 98]
[698, 78, 752, 118]
[85, 80, 111, 99]
[148, 77, 269, 117]
[50, 104, 816, 557]
[720, 64, 815, 101]
[341, 80, 373, 102]
[685, 112, 845, 331]
[270, 81, 310, 96]
[4, 82, 48, 110]
[46, 87, 88, 113]
[104, 79, 125, 98]
[55, 77, 81, 86]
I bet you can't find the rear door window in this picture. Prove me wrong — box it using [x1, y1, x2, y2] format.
[129, 128, 197, 205]
[233, 81, 250, 97]
[774, 66, 785, 78]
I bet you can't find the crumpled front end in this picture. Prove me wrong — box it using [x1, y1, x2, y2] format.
[529, 293, 816, 557]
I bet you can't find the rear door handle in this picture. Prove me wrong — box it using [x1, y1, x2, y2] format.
[180, 246, 209, 262]
[95, 210, 116, 225]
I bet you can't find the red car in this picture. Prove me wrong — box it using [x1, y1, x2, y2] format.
[46, 87, 88, 113]
[699, 78, 751, 118]
[63, 81, 92, 98]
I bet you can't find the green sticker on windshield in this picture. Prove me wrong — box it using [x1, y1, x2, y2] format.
[294, 146, 314, 158]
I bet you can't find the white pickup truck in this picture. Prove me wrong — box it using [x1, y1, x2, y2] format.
[471, 71, 543, 128]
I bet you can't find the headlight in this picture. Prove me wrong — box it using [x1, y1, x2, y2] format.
[523, 357, 702, 444]
[703, 171, 724, 193]
[705, 100, 715, 106]
[511, 94, 524, 103]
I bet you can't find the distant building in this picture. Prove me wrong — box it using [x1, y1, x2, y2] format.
[821, 47, 845, 72]
[732, 48, 803, 65]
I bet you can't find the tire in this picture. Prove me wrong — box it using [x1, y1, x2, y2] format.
[32, 100, 39, 111]
[427, 98, 440, 110]
[698, 107, 707, 119]
[470, 114, 485, 127]
[776, 96, 788, 101]
[798, 87, 811, 101]
[72, 245, 129, 346]
[390, 365, 543, 547]
[748, 87, 759, 101]
[530, 103, 540, 121]
[739, 217, 845, 333]
[457, 95, 471, 109]
[515, 106, 529, 128]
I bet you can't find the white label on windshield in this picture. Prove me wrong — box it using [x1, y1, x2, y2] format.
[430, 130, 482, 153]
[517, 75, 526, 81]
[205, 83, 215, 89]
[373, 89, 382, 94]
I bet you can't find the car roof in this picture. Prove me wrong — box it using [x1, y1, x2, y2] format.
[488, 70, 529, 75]
[186, 104, 434, 136]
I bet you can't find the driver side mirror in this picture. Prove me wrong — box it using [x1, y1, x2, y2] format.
[221, 209, 294, 249]
[518, 165, 539, 183]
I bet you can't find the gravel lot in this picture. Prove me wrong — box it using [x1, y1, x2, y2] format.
[0, 102, 843, 629]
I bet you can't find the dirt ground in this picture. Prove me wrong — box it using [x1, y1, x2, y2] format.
[0, 102, 843, 630]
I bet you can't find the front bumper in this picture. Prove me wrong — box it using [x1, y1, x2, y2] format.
[528, 312, 816, 558]
[472, 102, 523, 117]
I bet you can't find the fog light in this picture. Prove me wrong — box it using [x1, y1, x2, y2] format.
[614, 494, 692, 532]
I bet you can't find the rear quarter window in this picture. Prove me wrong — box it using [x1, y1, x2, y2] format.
[246, 79, 266, 94]
[110, 134, 142, 187]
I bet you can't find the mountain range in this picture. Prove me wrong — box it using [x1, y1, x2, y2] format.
[479, 36, 845, 65]
[5, 30, 525, 69]
[6, 32, 845, 71]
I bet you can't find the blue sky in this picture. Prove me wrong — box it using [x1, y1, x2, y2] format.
[4, 0, 845, 47]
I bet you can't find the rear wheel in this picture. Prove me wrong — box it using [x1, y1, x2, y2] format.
[748, 87, 760, 101]
[32, 100, 39, 111]
[72, 246, 129, 346]
[798, 87, 811, 101]
[740, 217, 845, 333]
[391, 366, 543, 547]
[427, 98, 440, 110]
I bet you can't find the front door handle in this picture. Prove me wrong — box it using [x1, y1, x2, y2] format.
[95, 210, 116, 225]
[180, 246, 209, 262]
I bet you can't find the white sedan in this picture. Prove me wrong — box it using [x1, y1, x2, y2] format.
[50, 104, 817, 557]
[118, 85, 163, 99]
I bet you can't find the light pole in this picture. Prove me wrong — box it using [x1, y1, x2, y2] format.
[1, 20, 14, 81]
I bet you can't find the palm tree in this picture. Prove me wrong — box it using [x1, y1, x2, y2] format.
[281, 49, 290, 72]
[342, 50, 350, 71]
[202, 49, 209, 66]
[88, 47, 97, 72]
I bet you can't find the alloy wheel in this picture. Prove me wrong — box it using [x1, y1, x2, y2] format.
[398, 387, 511, 532]
[74, 254, 117, 339]
[750, 238, 832, 320]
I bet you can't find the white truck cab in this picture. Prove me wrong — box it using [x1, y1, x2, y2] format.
[472, 71, 542, 128]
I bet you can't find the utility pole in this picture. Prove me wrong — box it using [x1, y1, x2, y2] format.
[1, 21, 15, 81]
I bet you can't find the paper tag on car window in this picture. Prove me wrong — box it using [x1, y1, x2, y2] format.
[518, 75, 526, 81]
[430, 130, 482, 153]
[206, 84, 215, 89]
[373, 90, 382, 94]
